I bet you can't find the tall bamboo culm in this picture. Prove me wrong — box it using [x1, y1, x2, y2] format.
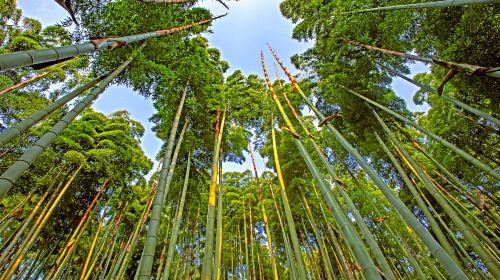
[268, 44, 469, 280]
[136, 84, 189, 279]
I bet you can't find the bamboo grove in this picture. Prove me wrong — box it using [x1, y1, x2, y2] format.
[0, 0, 498, 279]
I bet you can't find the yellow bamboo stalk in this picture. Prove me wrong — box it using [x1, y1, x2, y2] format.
[2, 164, 83, 279]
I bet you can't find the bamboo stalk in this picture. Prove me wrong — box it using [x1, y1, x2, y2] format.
[0, 15, 226, 71]
[163, 152, 192, 279]
[270, 117, 309, 280]
[347, 0, 500, 14]
[137, 83, 189, 279]
[0, 73, 107, 148]
[2, 164, 83, 279]
[268, 44, 468, 279]
[0, 60, 70, 95]
[343, 86, 499, 180]
[262, 52, 382, 280]
[0, 45, 144, 198]
[373, 109, 499, 277]
[200, 109, 227, 280]
[378, 63, 500, 126]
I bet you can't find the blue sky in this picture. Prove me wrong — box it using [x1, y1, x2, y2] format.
[17, 0, 429, 174]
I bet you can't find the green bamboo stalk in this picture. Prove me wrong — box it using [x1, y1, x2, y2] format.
[79, 210, 107, 280]
[299, 222, 320, 280]
[0, 172, 59, 265]
[374, 132, 456, 259]
[277, 70, 396, 279]
[347, 0, 500, 14]
[346, 41, 500, 79]
[101, 210, 128, 279]
[200, 109, 227, 280]
[155, 196, 179, 280]
[0, 73, 107, 148]
[424, 177, 499, 268]
[30, 239, 62, 280]
[0, 185, 64, 269]
[93, 231, 113, 278]
[115, 166, 160, 279]
[161, 120, 189, 203]
[271, 118, 309, 280]
[156, 231, 170, 280]
[172, 256, 182, 280]
[248, 199, 256, 280]
[238, 223, 243, 279]
[0, 60, 71, 95]
[21, 243, 46, 279]
[136, 83, 189, 279]
[2, 164, 83, 279]
[427, 176, 500, 258]
[193, 216, 202, 280]
[373, 109, 499, 278]
[81, 221, 116, 280]
[213, 155, 224, 280]
[50, 179, 109, 272]
[378, 63, 500, 126]
[301, 193, 335, 280]
[267, 181, 298, 280]
[183, 208, 199, 280]
[242, 199, 251, 280]
[178, 215, 191, 280]
[416, 183, 488, 279]
[249, 144, 279, 280]
[98, 231, 118, 279]
[412, 141, 499, 223]
[163, 152, 192, 279]
[345, 87, 499, 180]
[348, 170, 439, 278]
[329, 175, 396, 280]
[312, 187, 353, 280]
[269, 45, 469, 280]
[322, 231, 343, 279]
[0, 16, 226, 71]
[293, 137, 382, 279]
[255, 237, 264, 280]
[51, 201, 117, 280]
[0, 46, 144, 199]
[262, 53, 382, 280]
[0, 179, 64, 269]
